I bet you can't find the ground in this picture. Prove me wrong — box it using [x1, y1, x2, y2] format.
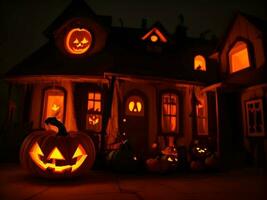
[0, 164, 266, 200]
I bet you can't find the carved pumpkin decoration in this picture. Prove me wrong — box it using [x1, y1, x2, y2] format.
[88, 115, 100, 125]
[20, 117, 96, 178]
[65, 28, 92, 54]
[128, 101, 142, 112]
[126, 95, 144, 116]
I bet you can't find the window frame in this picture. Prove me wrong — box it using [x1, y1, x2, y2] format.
[40, 86, 67, 129]
[245, 99, 265, 137]
[86, 91, 103, 132]
[159, 90, 181, 136]
[227, 38, 255, 74]
[195, 93, 209, 136]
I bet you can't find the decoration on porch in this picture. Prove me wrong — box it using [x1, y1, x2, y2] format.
[106, 133, 139, 172]
[20, 117, 96, 178]
[146, 144, 179, 173]
[189, 139, 218, 171]
[65, 28, 92, 54]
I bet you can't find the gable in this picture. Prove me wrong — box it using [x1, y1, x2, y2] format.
[141, 27, 168, 43]
[219, 14, 265, 74]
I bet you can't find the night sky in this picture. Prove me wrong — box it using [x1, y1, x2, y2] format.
[0, 0, 266, 74]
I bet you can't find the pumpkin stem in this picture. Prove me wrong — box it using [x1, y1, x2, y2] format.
[45, 117, 68, 136]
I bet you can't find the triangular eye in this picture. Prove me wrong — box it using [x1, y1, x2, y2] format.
[81, 37, 88, 44]
[48, 147, 65, 160]
[73, 38, 79, 44]
[72, 145, 87, 158]
[30, 142, 44, 156]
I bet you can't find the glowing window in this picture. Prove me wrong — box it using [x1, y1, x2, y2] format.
[229, 41, 250, 73]
[150, 35, 158, 43]
[86, 92, 102, 132]
[194, 55, 206, 71]
[125, 96, 144, 116]
[196, 94, 208, 135]
[42, 89, 65, 131]
[161, 93, 179, 133]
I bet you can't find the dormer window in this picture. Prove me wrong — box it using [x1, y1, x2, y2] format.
[141, 28, 167, 43]
[229, 41, 250, 73]
[194, 55, 206, 71]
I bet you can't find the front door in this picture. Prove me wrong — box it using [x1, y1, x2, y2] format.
[121, 94, 148, 159]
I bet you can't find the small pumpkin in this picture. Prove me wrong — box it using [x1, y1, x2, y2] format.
[20, 117, 96, 178]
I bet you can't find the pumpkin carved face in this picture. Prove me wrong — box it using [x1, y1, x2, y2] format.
[129, 100, 142, 112]
[65, 28, 92, 54]
[20, 118, 96, 178]
[29, 142, 88, 173]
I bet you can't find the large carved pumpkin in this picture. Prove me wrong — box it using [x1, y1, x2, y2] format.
[20, 117, 96, 178]
[65, 28, 92, 54]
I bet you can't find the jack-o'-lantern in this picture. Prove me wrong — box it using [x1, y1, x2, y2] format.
[128, 100, 142, 112]
[65, 28, 92, 54]
[88, 115, 100, 125]
[20, 117, 96, 178]
[190, 139, 210, 160]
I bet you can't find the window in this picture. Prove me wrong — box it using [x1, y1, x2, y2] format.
[86, 92, 102, 132]
[42, 89, 65, 131]
[229, 41, 250, 73]
[196, 94, 208, 135]
[161, 93, 179, 133]
[246, 99, 265, 136]
[194, 55, 206, 71]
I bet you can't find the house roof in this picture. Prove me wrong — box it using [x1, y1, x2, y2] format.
[6, 33, 218, 84]
[215, 12, 267, 52]
[5, 0, 219, 85]
[44, 0, 111, 38]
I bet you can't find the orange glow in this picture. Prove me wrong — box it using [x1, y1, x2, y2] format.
[229, 41, 250, 73]
[162, 94, 178, 133]
[129, 101, 135, 111]
[194, 55, 206, 71]
[128, 101, 142, 112]
[88, 115, 100, 125]
[48, 147, 65, 160]
[43, 90, 65, 132]
[142, 28, 167, 43]
[65, 28, 92, 55]
[88, 92, 101, 112]
[150, 35, 158, 42]
[29, 142, 87, 173]
[51, 104, 60, 111]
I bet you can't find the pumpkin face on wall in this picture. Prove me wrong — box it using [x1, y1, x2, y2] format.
[65, 28, 92, 55]
[20, 118, 96, 178]
[128, 101, 142, 113]
[126, 95, 144, 116]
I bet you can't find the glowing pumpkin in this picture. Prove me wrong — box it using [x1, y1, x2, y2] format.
[20, 117, 96, 178]
[65, 28, 92, 54]
[128, 101, 142, 112]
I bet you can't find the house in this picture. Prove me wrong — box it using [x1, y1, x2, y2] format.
[4, 0, 267, 168]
